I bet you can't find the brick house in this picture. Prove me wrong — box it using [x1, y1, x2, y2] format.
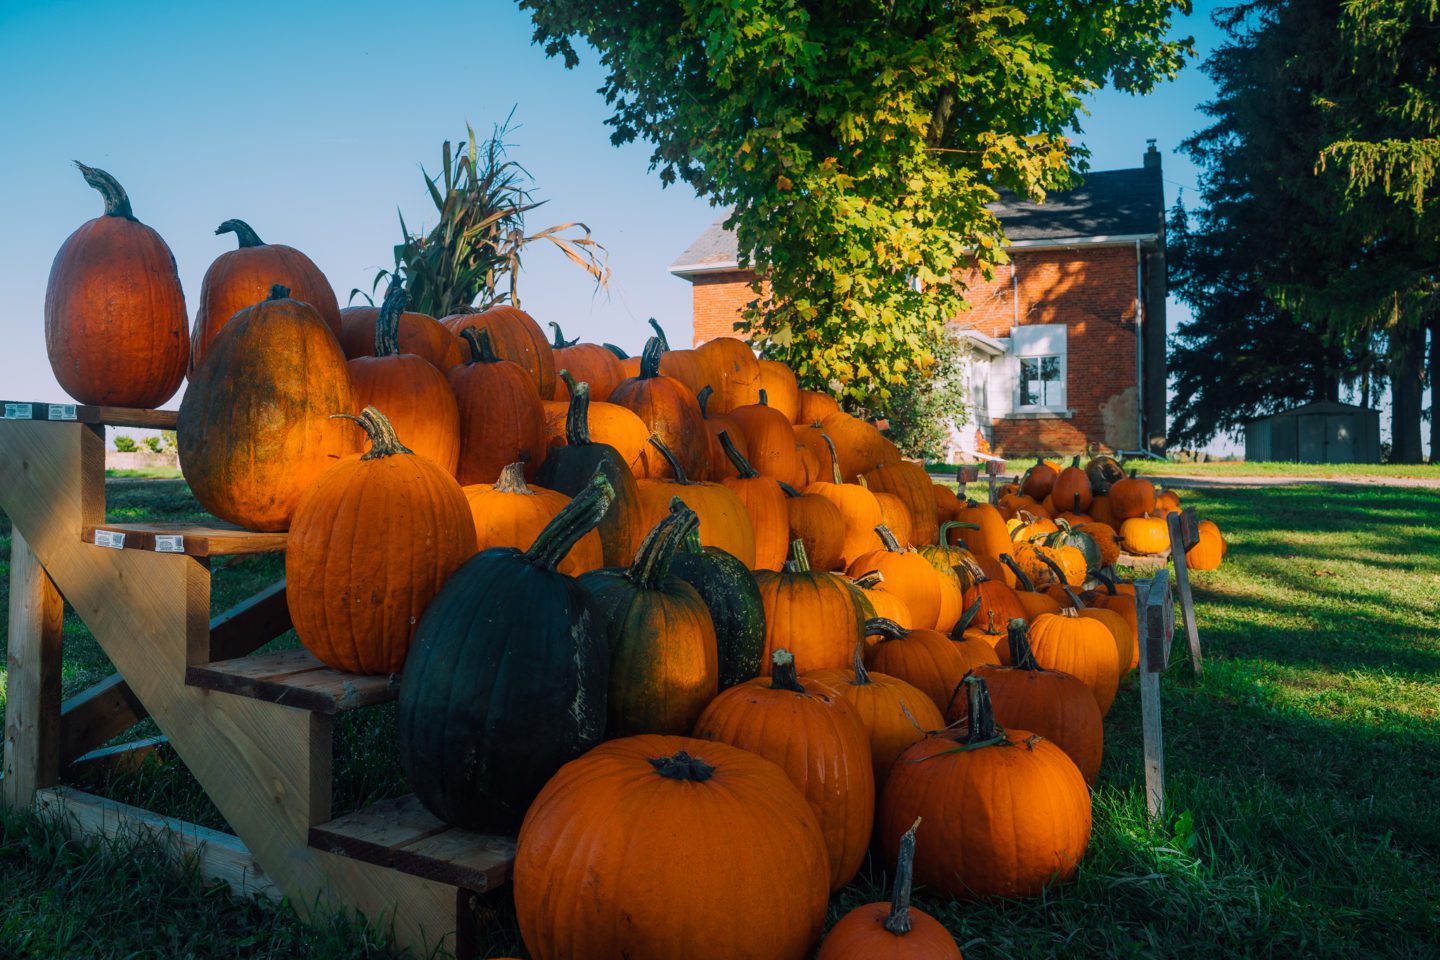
[669, 144, 1168, 457]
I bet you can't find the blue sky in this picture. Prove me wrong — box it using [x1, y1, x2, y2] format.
[0, 0, 1226, 422]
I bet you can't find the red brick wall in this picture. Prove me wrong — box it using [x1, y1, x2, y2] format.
[683, 246, 1142, 456]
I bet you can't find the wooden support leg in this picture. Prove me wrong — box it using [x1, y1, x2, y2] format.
[1135, 576, 1165, 820]
[4, 528, 65, 809]
[1167, 509, 1204, 678]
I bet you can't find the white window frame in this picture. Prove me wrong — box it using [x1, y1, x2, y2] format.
[1011, 324, 1068, 414]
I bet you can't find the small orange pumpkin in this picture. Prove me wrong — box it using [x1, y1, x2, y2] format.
[464, 462, 604, 576]
[450, 328, 546, 484]
[1120, 516, 1170, 555]
[863, 616, 997, 715]
[1186, 518, 1227, 570]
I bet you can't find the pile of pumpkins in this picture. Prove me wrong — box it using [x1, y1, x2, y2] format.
[44, 165, 1229, 960]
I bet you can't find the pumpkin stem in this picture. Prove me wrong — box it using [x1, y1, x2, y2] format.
[875, 525, 904, 553]
[864, 617, 909, 642]
[648, 750, 715, 782]
[559, 369, 579, 399]
[939, 520, 979, 546]
[563, 377, 595, 446]
[952, 595, 982, 634]
[460, 327, 499, 364]
[647, 318, 671, 350]
[777, 481, 802, 498]
[267, 284, 291, 301]
[215, 219, 264, 248]
[638, 336, 664, 378]
[647, 436, 692, 485]
[769, 649, 806, 692]
[850, 637, 872, 686]
[629, 501, 699, 587]
[854, 570, 884, 590]
[820, 432, 844, 485]
[1007, 619, 1041, 671]
[1038, 553, 1084, 607]
[958, 554, 989, 584]
[718, 430, 760, 479]
[374, 283, 408, 358]
[786, 538, 812, 573]
[494, 461, 533, 495]
[697, 384, 714, 418]
[1073, 492, 1082, 515]
[882, 818, 923, 936]
[960, 675, 1002, 744]
[74, 162, 134, 219]
[999, 553, 1036, 592]
[603, 343, 629, 359]
[523, 468, 615, 570]
[983, 608, 998, 635]
[329, 406, 413, 460]
[678, 507, 706, 555]
[548, 321, 578, 349]
[758, 388, 769, 407]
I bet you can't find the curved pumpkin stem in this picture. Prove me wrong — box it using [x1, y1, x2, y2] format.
[459, 327, 499, 364]
[999, 553, 1036, 592]
[330, 406, 413, 460]
[769, 649, 805, 692]
[648, 750, 715, 782]
[603, 343, 629, 359]
[1006, 618, 1041, 671]
[854, 570, 884, 590]
[952, 595, 982, 635]
[374, 284, 409, 358]
[776, 481, 802, 498]
[697, 384, 715, 419]
[958, 554, 989, 585]
[629, 501, 699, 588]
[959, 675, 1005, 746]
[494, 461, 533, 495]
[74, 161, 134, 220]
[786, 538, 812, 573]
[718, 430, 760, 479]
[524, 468, 615, 571]
[1039, 553, 1085, 608]
[562, 377, 596, 446]
[647, 436, 693, 485]
[875, 525, 904, 553]
[638, 336, 664, 379]
[215, 219, 264, 248]
[648, 318, 671, 350]
[849, 637, 872, 687]
[883, 817, 923, 936]
[939, 520, 979, 546]
[864, 617, 909, 642]
[820, 432, 844, 485]
[548, 321, 579, 349]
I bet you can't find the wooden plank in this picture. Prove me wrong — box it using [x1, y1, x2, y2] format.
[3, 529, 65, 810]
[1116, 548, 1170, 572]
[208, 579, 291, 662]
[0, 401, 178, 430]
[67, 735, 170, 778]
[34, 785, 279, 901]
[1143, 576, 1176, 672]
[1135, 577, 1165, 819]
[58, 674, 149, 766]
[310, 795, 515, 893]
[83, 521, 287, 557]
[186, 649, 398, 715]
[1168, 509, 1205, 678]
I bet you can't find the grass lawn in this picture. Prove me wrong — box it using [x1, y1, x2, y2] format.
[931, 458, 1440, 480]
[3, 478, 1439, 958]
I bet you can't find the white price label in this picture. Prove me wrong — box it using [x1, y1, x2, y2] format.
[4, 402, 34, 419]
[93, 529, 126, 550]
[154, 535, 185, 553]
[48, 404, 77, 421]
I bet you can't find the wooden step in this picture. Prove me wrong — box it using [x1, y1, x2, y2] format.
[84, 521, 287, 557]
[310, 795, 514, 893]
[1, 400, 177, 430]
[1117, 549, 1170, 571]
[185, 649, 397, 715]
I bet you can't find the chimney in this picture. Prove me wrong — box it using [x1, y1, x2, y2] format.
[1144, 139, 1161, 170]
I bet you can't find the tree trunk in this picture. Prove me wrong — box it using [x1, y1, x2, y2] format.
[1429, 317, 1439, 463]
[1389, 324, 1425, 463]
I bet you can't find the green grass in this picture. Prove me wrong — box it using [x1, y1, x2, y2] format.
[105, 466, 185, 479]
[930, 458, 1440, 480]
[4, 479, 1440, 957]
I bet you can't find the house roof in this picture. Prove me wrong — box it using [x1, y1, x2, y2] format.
[1247, 400, 1380, 421]
[670, 159, 1166, 277]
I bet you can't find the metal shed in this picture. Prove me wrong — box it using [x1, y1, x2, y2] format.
[1244, 401, 1381, 463]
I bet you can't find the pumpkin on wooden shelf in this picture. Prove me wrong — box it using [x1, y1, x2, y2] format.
[797, 388, 841, 425]
[397, 471, 613, 831]
[880, 675, 1092, 900]
[807, 641, 942, 790]
[178, 285, 358, 531]
[1026, 609, 1120, 714]
[779, 480, 846, 573]
[548, 322, 624, 402]
[697, 385, 751, 481]
[968, 619, 1104, 784]
[287, 407, 474, 675]
[544, 371, 648, 474]
[443, 303, 556, 399]
[806, 436, 886, 568]
[863, 459, 940, 545]
[1186, 518, 1227, 570]
[449, 328, 546, 484]
[847, 526, 942, 631]
[194, 218, 340, 372]
[754, 540, 867, 674]
[47, 162, 188, 407]
[716, 431, 790, 571]
[694, 649, 875, 892]
[637, 437, 756, 567]
[534, 379, 646, 568]
[851, 570, 916, 629]
[669, 516, 766, 690]
[728, 390, 804, 487]
[611, 337, 710, 480]
[817, 818, 962, 960]
[514, 734, 830, 960]
[696, 335, 762, 412]
[581, 503, 719, 737]
[1120, 515, 1170, 556]
[1108, 471, 1157, 520]
[464, 462, 603, 576]
[864, 616, 997, 713]
[347, 285, 460, 475]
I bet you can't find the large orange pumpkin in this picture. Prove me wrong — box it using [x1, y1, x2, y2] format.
[647, 318, 717, 397]
[728, 391, 805, 486]
[1027, 609, 1120, 714]
[863, 460, 940, 546]
[1120, 516, 1170, 555]
[545, 371, 648, 474]
[716, 431, 791, 572]
[756, 358, 800, 421]
[697, 385, 751, 481]
[46, 163, 188, 407]
[797, 388, 841, 425]
[464, 462, 603, 576]
[449, 328, 546, 484]
[864, 616, 997, 714]
[177, 285, 358, 531]
[513, 735, 830, 960]
[847, 527, 942, 631]
[286, 408, 476, 674]
[694, 649, 875, 892]
[953, 499, 1019, 587]
[871, 489, 914, 548]
[347, 286, 460, 475]
[958, 556, 1027, 629]
[821, 411, 897, 481]
[338, 302, 462, 372]
[1108, 472, 1157, 520]
[611, 337, 710, 481]
[696, 336, 762, 412]
[548, 321, 625, 401]
[851, 571, 917, 629]
[780, 482, 846, 573]
[880, 675, 1092, 900]
[193, 218, 341, 372]
[753, 540, 867, 674]
[1051, 456, 1093, 514]
[444, 304, 556, 399]
[806, 437, 886, 568]
[1019, 457, 1059, 501]
[637, 439, 756, 566]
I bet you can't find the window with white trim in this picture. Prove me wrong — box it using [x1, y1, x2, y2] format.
[1011, 324, 1067, 412]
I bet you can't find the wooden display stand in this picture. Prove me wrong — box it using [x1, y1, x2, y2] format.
[1, 405, 512, 959]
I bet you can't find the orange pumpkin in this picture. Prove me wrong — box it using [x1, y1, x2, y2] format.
[648, 318, 718, 397]
[756, 358, 801, 421]
[697, 385, 751, 481]
[444, 304, 557, 399]
[464, 462, 604, 576]
[953, 499, 1018, 585]
[287, 408, 475, 674]
[933, 483, 965, 525]
[1077, 605, 1135, 681]
[717, 431, 791, 572]
[864, 617, 997, 716]
[544, 371, 649, 474]
[1019, 457, 1059, 501]
[637, 439, 756, 567]
[611, 337, 710, 481]
[1120, 516, 1170, 555]
[805, 436, 888, 567]
[1108, 472, 1157, 520]
[753, 540, 867, 674]
[1027, 609, 1120, 714]
[820, 411, 896, 482]
[847, 527, 942, 630]
[1186, 518, 1226, 570]
[872, 490, 914, 548]
[1077, 521, 1122, 567]
[47, 163, 188, 407]
[450, 328, 546, 484]
[694, 649, 875, 891]
[851, 571, 917, 629]
[780, 482, 846, 573]
[797, 388, 841, 425]
[863, 460, 940, 545]
[958, 556, 1027, 633]
[548, 322, 625, 401]
[728, 390, 805, 486]
[696, 336, 762, 412]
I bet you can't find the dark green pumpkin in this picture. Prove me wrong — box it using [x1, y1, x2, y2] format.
[535, 376, 646, 567]
[1046, 518, 1103, 574]
[668, 506, 766, 690]
[579, 501, 719, 736]
[397, 471, 613, 831]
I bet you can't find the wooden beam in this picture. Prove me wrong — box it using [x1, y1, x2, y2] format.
[1135, 576, 1166, 819]
[67, 736, 169, 779]
[187, 649, 398, 716]
[0, 400, 177, 430]
[34, 785, 279, 901]
[84, 522, 287, 558]
[3, 528, 65, 809]
[1168, 509, 1204, 678]
[208, 579, 290, 662]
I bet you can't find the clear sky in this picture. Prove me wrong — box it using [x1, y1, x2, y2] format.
[1, 0, 1230, 430]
